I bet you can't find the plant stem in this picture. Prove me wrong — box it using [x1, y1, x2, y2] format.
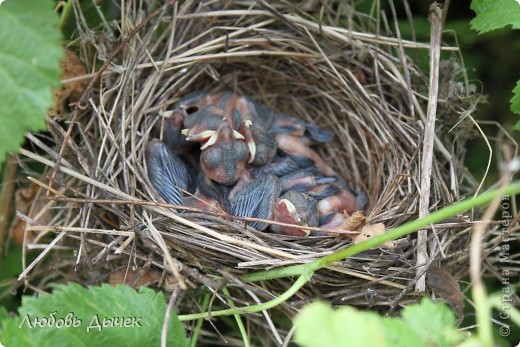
[178, 270, 313, 321]
[57, 1, 73, 31]
[470, 176, 510, 347]
[222, 287, 250, 347]
[190, 293, 210, 347]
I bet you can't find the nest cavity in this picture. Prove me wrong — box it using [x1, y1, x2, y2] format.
[19, 0, 487, 344]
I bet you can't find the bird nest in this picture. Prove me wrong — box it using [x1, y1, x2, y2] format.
[16, 0, 489, 343]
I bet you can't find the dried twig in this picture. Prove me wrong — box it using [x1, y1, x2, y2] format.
[416, 3, 443, 292]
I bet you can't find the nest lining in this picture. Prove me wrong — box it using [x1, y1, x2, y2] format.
[15, 0, 496, 344]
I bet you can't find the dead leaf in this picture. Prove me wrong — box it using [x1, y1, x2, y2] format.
[427, 265, 465, 319]
[49, 49, 87, 115]
[341, 211, 366, 231]
[351, 223, 396, 248]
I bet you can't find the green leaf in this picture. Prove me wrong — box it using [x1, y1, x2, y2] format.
[0, 243, 24, 311]
[0, 243, 23, 280]
[381, 319, 425, 347]
[294, 299, 464, 347]
[0, 283, 189, 347]
[0, 0, 64, 164]
[470, 0, 520, 34]
[511, 80, 520, 130]
[294, 301, 386, 347]
[0, 307, 9, 323]
[401, 298, 463, 347]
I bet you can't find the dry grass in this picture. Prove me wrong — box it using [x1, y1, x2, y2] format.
[13, 0, 517, 344]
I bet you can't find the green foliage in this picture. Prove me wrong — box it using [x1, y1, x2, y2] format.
[294, 301, 386, 346]
[0, 283, 189, 347]
[512, 81, 520, 130]
[294, 299, 464, 347]
[0, 243, 24, 311]
[470, 0, 520, 34]
[0, 243, 23, 280]
[0, 0, 63, 165]
[400, 300, 462, 346]
[0, 307, 8, 322]
[470, 0, 520, 128]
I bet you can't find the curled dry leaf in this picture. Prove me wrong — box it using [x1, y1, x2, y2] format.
[9, 185, 52, 245]
[426, 265, 465, 320]
[341, 211, 367, 231]
[49, 49, 87, 116]
[329, 211, 366, 236]
[351, 223, 397, 248]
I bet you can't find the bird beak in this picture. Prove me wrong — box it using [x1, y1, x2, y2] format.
[247, 140, 256, 164]
[279, 198, 296, 214]
[232, 130, 244, 140]
[200, 131, 218, 150]
[160, 110, 174, 118]
[244, 119, 256, 163]
[184, 129, 215, 143]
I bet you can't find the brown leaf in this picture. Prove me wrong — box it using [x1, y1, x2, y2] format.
[351, 223, 396, 248]
[426, 265, 465, 319]
[329, 211, 366, 236]
[341, 211, 366, 231]
[49, 50, 87, 115]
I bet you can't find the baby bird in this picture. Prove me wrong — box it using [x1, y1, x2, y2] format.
[198, 118, 249, 185]
[180, 104, 249, 185]
[154, 108, 193, 155]
[146, 139, 195, 205]
[271, 191, 319, 236]
[230, 174, 281, 231]
[229, 174, 320, 236]
[179, 91, 277, 167]
[309, 181, 368, 227]
[274, 133, 337, 177]
[147, 140, 226, 212]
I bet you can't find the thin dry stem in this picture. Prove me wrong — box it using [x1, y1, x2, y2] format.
[416, 3, 442, 292]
